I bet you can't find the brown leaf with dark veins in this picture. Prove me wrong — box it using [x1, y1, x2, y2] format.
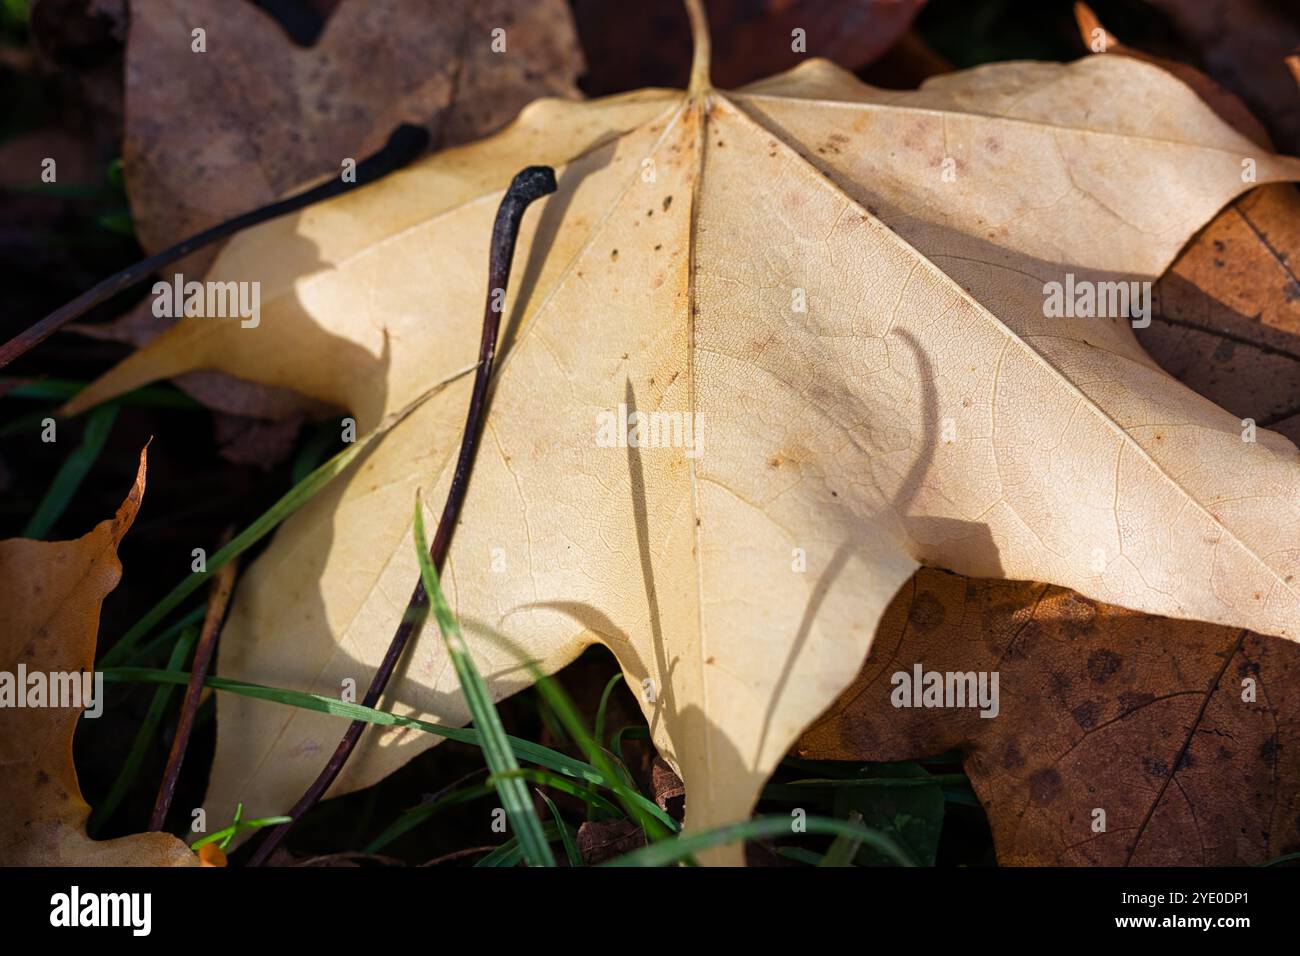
[798, 568, 1300, 866]
[1144, 184, 1300, 446]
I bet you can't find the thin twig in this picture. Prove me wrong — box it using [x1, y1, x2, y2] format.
[0, 124, 429, 369]
[246, 165, 558, 866]
[419, 846, 498, 867]
[148, 535, 239, 831]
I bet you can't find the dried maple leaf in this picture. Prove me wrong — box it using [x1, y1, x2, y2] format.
[65, 2, 1300, 863]
[0, 449, 195, 866]
[798, 567, 1300, 866]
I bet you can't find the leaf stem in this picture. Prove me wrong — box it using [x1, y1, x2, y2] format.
[244, 165, 557, 866]
[684, 0, 713, 95]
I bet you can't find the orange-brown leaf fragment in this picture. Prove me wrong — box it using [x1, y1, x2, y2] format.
[197, 843, 227, 867]
[0, 449, 195, 866]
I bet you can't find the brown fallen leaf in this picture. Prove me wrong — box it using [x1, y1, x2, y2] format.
[65, 2, 1300, 866]
[652, 756, 686, 819]
[798, 567, 1300, 866]
[76, 0, 585, 458]
[1145, 184, 1300, 446]
[123, 0, 583, 263]
[577, 819, 646, 865]
[0, 448, 195, 866]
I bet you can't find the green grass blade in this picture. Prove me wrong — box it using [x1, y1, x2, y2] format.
[192, 814, 293, 850]
[100, 666, 677, 831]
[610, 724, 648, 769]
[89, 624, 198, 834]
[819, 811, 864, 867]
[364, 783, 494, 853]
[537, 789, 581, 867]
[129, 604, 206, 665]
[102, 436, 373, 665]
[600, 815, 916, 867]
[23, 404, 117, 539]
[473, 822, 562, 868]
[454, 620, 672, 842]
[411, 500, 554, 867]
[593, 673, 623, 748]
[485, 768, 621, 818]
[528, 672, 671, 842]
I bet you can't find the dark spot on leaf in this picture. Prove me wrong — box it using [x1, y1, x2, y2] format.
[1071, 699, 1101, 730]
[1002, 742, 1025, 770]
[1029, 768, 1061, 804]
[1260, 736, 1280, 768]
[1142, 757, 1170, 779]
[907, 591, 945, 631]
[1087, 649, 1122, 683]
